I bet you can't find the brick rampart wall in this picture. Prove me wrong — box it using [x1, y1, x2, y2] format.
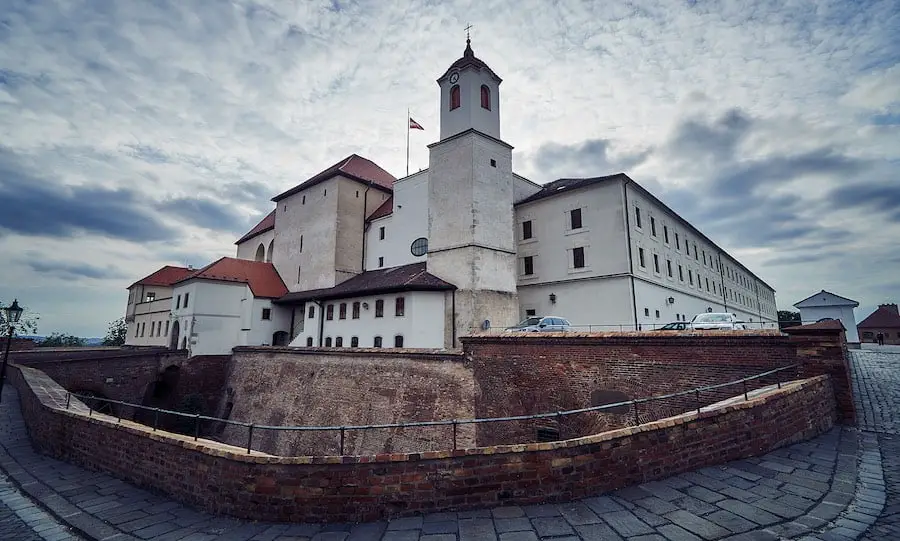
[8, 363, 836, 523]
[783, 322, 856, 423]
[0, 337, 36, 351]
[219, 347, 473, 455]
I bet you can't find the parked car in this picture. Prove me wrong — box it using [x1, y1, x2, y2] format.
[655, 321, 689, 331]
[689, 312, 747, 330]
[506, 316, 572, 332]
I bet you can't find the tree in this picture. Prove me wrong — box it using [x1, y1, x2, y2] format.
[777, 310, 801, 330]
[0, 298, 39, 335]
[103, 317, 128, 346]
[38, 333, 86, 348]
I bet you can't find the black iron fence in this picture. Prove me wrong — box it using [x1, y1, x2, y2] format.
[67, 364, 801, 457]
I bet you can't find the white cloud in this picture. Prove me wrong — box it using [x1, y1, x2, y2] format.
[0, 0, 898, 335]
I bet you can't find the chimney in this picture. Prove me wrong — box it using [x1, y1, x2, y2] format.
[879, 303, 899, 316]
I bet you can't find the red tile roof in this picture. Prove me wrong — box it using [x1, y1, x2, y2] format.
[129, 265, 194, 289]
[367, 196, 393, 221]
[176, 257, 288, 299]
[858, 304, 900, 329]
[235, 210, 275, 245]
[275, 262, 455, 304]
[272, 154, 396, 202]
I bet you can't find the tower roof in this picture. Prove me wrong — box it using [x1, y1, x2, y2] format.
[438, 39, 502, 83]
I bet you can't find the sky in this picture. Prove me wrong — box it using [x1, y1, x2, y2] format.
[1, 0, 898, 337]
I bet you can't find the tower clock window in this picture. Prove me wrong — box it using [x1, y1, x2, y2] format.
[481, 85, 491, 110]
[450, 85, 461, 110]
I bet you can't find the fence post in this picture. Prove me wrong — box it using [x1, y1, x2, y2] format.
[556, 411, 563, 439]
[633, 401, 639, 426]
[153, 408, 159, 431]
[695, 389, 701, 414]
[452, 421, 458, 450]
[194, 413, 201, 441]
[743, 379, 748, 401]
[340, 427, 345, 455]
[65, 392, 70, 410]
[247, 424, 255, 454]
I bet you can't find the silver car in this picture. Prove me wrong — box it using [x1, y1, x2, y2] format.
[689, 312, 747, 330]
[506, 316, 572, 332]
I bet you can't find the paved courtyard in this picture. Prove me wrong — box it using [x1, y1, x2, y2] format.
[0, 345, 897, 541]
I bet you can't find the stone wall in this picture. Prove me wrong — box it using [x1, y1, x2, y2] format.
[464, 330, 799, 446]
[8, 362, 836, 523]
[218, 347, 474, 455]
[0, 337, 36, 351]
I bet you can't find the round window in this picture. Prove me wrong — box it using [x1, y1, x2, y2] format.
[410, 237, 428, 256]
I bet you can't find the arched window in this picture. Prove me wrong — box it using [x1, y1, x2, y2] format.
[325, 337, 332, 347]
[254, 243, 265, 262]
[481, 85, 491, 110]
[351, 336, 359, 347]
[267, 240, 274, 262]
[450, 85, 460, 110]
[394, 335, 404, 348]
[306, 337, 313, 347]
[335, 336, 343, 347]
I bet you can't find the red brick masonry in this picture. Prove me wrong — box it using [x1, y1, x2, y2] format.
[8, 364, 836, 523]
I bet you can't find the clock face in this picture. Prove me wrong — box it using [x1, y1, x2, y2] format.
[449, 72, 459, 84]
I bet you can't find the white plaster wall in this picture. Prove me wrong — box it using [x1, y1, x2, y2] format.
[439, 66, 500, 140]
[288, 291, 446, 349]
[365, 171, 429, 270]
[236, 228, 275, 262]
[516, 276, 633, 330]
[171, 281, 247, 356]
[799, 306, 860, 342]
[515, 178, 629, 286]
[239, 298, 292, 346]
[513, 174, 542, 203]
[124, 288, 174, 347]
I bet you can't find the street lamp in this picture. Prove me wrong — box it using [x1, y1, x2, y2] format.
[0, 299, 24, 403]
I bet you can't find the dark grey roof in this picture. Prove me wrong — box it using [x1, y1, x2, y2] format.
[515, 174, 627, 205]
[275, 262, 455, 304]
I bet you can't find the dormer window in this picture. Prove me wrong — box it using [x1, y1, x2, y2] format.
[450, 85, 460, 110]
[480, 85, 491, 110]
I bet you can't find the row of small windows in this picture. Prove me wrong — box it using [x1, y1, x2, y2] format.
[521, 246, 585, 276]
[309, 297, 406, 320]
[643, 308, 690, 321]
[449, 84, 491, 111]
[175, 293, 190, 310]
[304, 335, 404, 348]
[520, 208, 583, 242]
[136, 320, 170, 338]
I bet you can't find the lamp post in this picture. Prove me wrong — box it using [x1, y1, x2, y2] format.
[0, 299, 24, 403]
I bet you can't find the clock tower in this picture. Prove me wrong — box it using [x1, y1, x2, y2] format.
[427, 38, 519, 345]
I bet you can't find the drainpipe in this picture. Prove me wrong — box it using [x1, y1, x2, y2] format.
[451, 289, 457, 347]
[622, 179, 639, 330]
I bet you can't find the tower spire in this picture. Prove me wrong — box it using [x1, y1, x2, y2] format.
[464, 23, 473, 52]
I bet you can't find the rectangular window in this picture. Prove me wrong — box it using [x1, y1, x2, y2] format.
[308, 306, 315, 319]
[689, 270, 694, 285]
[653, 254, 660, 273]
[635, 207, 642, 228]
[184, 293, 189, 307]
[352, 302, 360, 319]
[705, 277, 710, 291]
[145, 292, 156, 302]
[666, 259, 672, 277]
[378, 256, 384, 268]
[165, 321, 169, 336]
[375, 299, 384, 318]
[373, 336, 382, 348]
[678, 265, 684, 281]
[664, 226, 669, 244]
[395, 297, 405, 317]
[526, 309, 536, 317]
[262, 308, 271, 320]
[135, 324, 139, 338]
[335, 336, 343, 347]
[573, 247, 585, 268]
[675, 233, 680, 250]
[522, 220, 533, 240]
[326, 305, 334, 320]
[523, 256, 534, 275]
[712, 283, 717, 294]
[693, 243, 698, 260]
[140, 322, 145, 337]
[300, 235, 303, 252]
[638, 247, 645, 268]
[644, 308, 650, 316]
[176, 295, 181, 309]
[394, 335, 404, 348]
[379, 226, 385, 240]
[650, 217, 657, 237]
[339, 303, 347, 319]
[350, 336, 359, 347]
[570, 208, 583, 229]
[703, 251, 707, 266]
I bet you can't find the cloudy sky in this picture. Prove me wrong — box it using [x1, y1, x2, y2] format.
[1, 0, 898, 337]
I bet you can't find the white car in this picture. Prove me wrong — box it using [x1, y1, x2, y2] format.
[506, 316, 572, 332]
[689, 312, 747, 330]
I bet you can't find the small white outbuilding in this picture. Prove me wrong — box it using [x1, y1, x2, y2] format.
[793, 290, 860, 346]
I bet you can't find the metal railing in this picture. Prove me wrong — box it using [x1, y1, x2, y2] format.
[67, 364, 800, 456]
[481, 320, 831, 333]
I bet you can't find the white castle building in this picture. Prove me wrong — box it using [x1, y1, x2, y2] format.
[124, 39, 778, 355]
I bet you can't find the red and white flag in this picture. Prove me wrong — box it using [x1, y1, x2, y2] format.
[409, 117, 424, 130]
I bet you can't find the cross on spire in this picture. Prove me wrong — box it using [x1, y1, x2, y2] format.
[464, 23, 473, 43]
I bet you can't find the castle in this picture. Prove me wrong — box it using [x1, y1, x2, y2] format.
[124, 39, 778, 355]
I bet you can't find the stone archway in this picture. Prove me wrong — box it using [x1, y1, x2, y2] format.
[169, 320, 180, 350]
[255, 243, 265, 262]
[272, 331, 289, 346]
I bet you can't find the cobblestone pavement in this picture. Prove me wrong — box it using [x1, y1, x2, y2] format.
[1, 347, 898, 541]
[1, 470, 84, 540]
[853, 345, 900, 541]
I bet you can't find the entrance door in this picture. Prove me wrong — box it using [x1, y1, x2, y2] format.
[169, 320, 180, 350]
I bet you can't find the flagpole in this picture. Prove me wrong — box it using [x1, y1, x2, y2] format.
[406, 107, 410, 177]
